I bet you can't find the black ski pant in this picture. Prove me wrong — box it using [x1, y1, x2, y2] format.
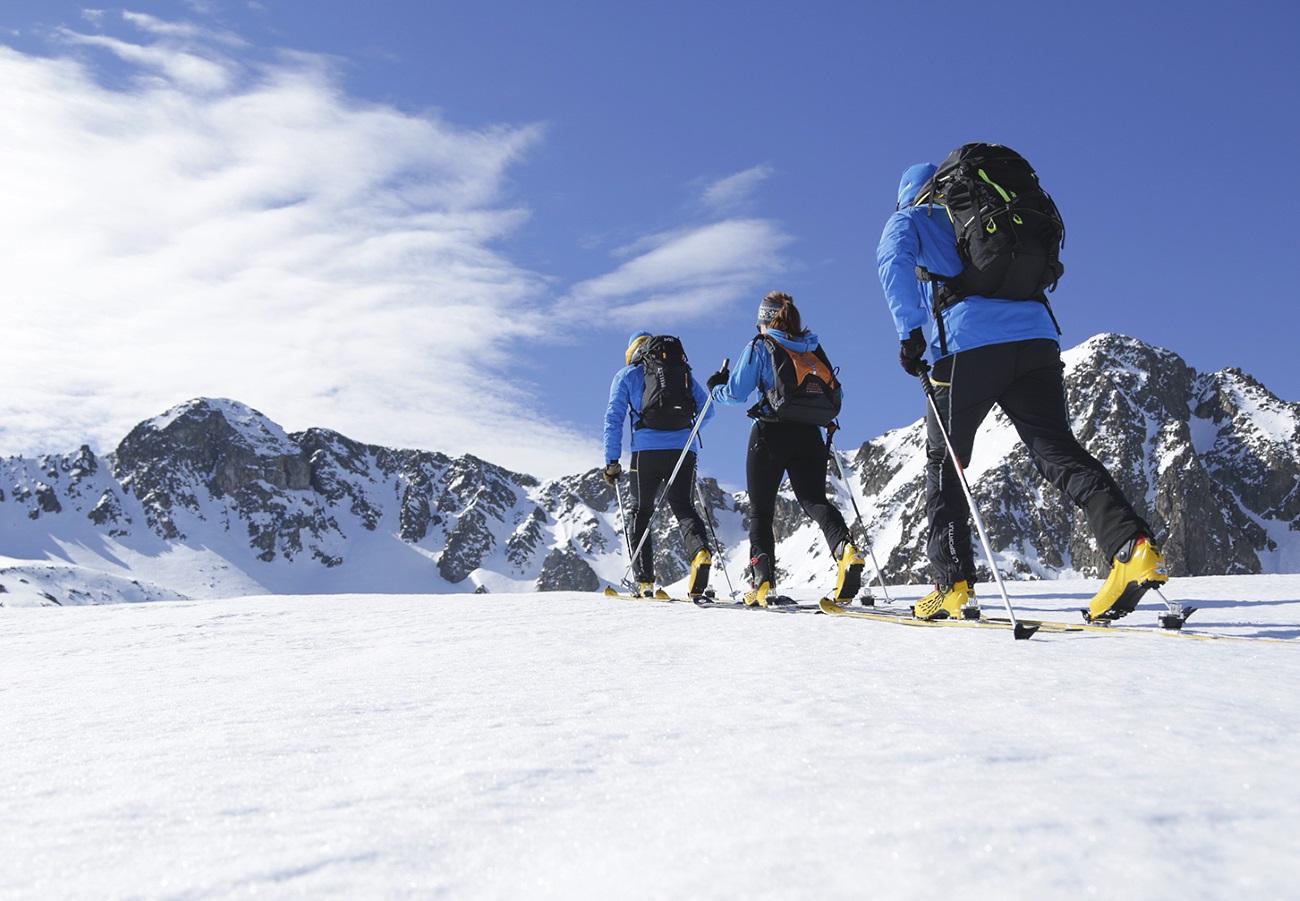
[924, 338, 1151, 586]
[745, 420, 851, 586]
[627, 448, 709, 583]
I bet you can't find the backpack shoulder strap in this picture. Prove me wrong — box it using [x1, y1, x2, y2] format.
[745, 334, 777, 420]
[811, 342, 837, 383]
[626, 361, 644, 429]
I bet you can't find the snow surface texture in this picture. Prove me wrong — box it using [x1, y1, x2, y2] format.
[3, 575, 1297, 900]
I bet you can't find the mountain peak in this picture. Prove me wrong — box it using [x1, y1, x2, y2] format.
[136, 398, 297, 457]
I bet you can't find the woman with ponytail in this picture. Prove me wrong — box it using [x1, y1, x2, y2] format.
[707, 292, 863, 606]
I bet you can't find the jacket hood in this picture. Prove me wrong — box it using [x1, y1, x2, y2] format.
[765, 329, 819, 354]
[897, 162, 937, 209]
[625, 330, 652, 365]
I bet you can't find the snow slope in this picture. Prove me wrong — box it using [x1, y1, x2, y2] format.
[2, 575, 1297, 900]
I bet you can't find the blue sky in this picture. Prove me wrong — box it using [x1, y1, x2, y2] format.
[1, 1, 1295, 488]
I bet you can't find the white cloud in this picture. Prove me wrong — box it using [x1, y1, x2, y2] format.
[0, 18, 795, 480]
[118, 11, 233, 42]
[562, 165, 791, 326]
[0, 16, 592, 477]
[563, 219, 790, 326]
[700, 164, 774, 214]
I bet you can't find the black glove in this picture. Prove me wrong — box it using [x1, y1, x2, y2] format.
[603, 461, 622, 485]
[707, 366, 730, 391]
[899, 327, 927, 376]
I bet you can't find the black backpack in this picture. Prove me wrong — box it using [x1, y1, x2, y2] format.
[632, 335, 697, 431]
[751, 335, 842, 426]
[916, 143, 1065, 352]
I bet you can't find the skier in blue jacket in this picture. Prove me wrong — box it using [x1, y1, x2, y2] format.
[604, 331, 714, 598]
[878, 160, 1168, 622]
[708, 292, 864, 606]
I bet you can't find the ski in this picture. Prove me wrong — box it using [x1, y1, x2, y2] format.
[603, 585, 819, 612]
[828, 598, 1285, 643]
[603, 585, 679, 603]
[694, 597, 822, 613]
[975, 604, 1237, 640]
[818, 597, 1055, 634]
[606, 587, 1285, 642]
[1013, 613, 1284, 643]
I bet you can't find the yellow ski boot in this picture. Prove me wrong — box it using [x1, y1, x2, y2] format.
[744, 582, 771, 607]
[688, 549, 712, 599]
[833, 542, 866, 601]
[912, 581, 975, 621]
[1087, 537, 1168, 622]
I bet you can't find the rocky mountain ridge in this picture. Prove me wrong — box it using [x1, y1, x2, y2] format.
[2, 334, 1297, 606]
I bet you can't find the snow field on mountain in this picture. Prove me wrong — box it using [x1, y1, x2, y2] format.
[4, 335, 1299, 603]
[3, 575, 1297, 900]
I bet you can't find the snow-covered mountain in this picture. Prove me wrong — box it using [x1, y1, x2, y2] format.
[848, 333, 1300, 583]
[2, 334, 1297, 606]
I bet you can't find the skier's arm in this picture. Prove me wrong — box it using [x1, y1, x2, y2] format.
[877, 212, 930, 340]
[603, 369, 631, 462]
[711, 341, 762, 406]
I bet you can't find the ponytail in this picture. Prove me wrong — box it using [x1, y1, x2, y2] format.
[764, 291, 807, 337]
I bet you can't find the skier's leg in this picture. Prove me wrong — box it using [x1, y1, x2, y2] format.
[629, 449, 666, 586]
[744, 424, 783, 592]
[784, 430, 865, 599]
[998, 340, 1152, 559]
[663, 450, 712, 596]
[925, 356, 999, 587]
[998, 340, 1166, 619]
[663, 450, 709, 558]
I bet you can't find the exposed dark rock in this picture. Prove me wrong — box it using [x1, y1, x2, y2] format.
[537, 547, 600, 592]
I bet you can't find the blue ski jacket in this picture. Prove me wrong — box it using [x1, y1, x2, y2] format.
[710, 328, 839, 418]
[603, 363, 714, 463]
[877, 164, 1060, 362]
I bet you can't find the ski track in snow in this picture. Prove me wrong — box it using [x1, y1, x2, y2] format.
[2, 575, 1298, 900]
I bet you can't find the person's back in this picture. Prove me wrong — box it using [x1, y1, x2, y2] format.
[877, 164, 1059, 361]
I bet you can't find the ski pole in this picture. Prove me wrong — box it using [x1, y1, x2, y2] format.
[612, 472, 634, 561]
[609, 468, 646, 593]
[917, 363, 1038, 640]
[625, 358, 728, 582]
[693, 475, 738, 601]
[827, 435, 893, 605]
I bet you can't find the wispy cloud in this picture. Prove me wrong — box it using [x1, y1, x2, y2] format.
[699, 164, 774, 215]
[0, 13, 590, 475]
[561, 167, 790, 326]
[0, 16, 794, 479]
[564, 220, 789, 325]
